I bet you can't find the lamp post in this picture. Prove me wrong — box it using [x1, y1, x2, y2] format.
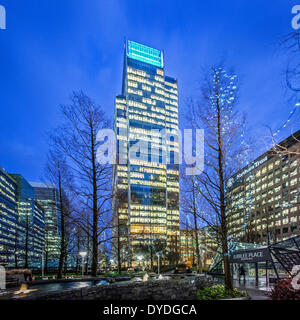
[137, 255, 143, 270]
[41, 252, 44, 278]
[79, 251, 87, 278]
[110, 259, 114, 271]
[15, 251, 19, 269]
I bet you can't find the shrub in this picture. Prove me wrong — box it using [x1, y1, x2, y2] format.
[195, 276, 213, 290]
[270, 278, 300, 300]
[197, 285, 248, 300]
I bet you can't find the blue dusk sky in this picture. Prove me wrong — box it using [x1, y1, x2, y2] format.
[0, 0, 299, 181]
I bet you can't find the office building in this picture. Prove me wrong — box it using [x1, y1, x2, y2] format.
[30, 182, 61, 263]
[0, 169, 45, 267]
[0, 167, 19, 265]
[226, 130, 300, 244]
[180, 227, 218, 268]
[10, 174, 45, 266]
[112, 40, 180, 265]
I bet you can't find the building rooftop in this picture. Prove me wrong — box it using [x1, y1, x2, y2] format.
[127, 40, 164, 68]
[29, 181, 56, 189]
[228, 129, 300, 184]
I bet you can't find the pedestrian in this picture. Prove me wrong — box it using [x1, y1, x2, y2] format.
[186, 267, 192, 274]
[239, 265, 246, 284]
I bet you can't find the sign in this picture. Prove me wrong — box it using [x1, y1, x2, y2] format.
[0, 5, 5, 30]
[228, 156, 268, 188]
[229, 247, 271, 263]
[235, 156, 268, 181]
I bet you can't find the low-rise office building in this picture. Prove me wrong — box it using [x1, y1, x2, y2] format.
[226, 130, 300, 244]
[9, 174, 46, 267]
[0, 168, 46, 267]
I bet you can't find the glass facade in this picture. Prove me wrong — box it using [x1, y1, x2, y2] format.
[0, 169, 60, 268]
[30, 182, 61, 263]
[0, 170, 45, 267]
[113, 40, 180, 265]
[226, 130, 300, 245]
[0, 167, 19, 265]
[11, 174, 45, 266]
[180, 227, 218, 267]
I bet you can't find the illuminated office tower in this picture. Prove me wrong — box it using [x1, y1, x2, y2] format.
[112, 40, 180, 266]
[0, 168, 45, 267]
[30, 182, 61, 264]
[10, 174, 45, 267]
[0, 167, 18, 265]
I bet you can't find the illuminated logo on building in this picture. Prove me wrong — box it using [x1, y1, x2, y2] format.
[234, 156, 268, 181]
[127, 40, 164, 68]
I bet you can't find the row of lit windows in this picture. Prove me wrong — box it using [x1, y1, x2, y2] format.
[130, 224, 166, 234]
[129, 108, 166, 121]
[130, 218, 166, 224]
[129, 114, 165, 126]
[130, 204, 166, 211]
[130, 179, 165, 188]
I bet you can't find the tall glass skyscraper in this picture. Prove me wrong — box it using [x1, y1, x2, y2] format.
[113, 40, 180, 266]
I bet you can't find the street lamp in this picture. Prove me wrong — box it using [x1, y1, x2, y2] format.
[137, 255, 143, 270]
[79, 251, 87, 278]
[41, 252, 44, 279]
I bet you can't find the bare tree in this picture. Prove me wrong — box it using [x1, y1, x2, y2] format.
[269, 31, 300, 153]
[181, 176, 202, 273]
[112, 189, 128, 274]
[186, 64, 249, 290]
[44, 147, 73, 279]
[53, 91, 112, 276]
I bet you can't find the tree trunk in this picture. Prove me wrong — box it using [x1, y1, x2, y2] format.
[117, 213, 121, 274]
[217, 97, 232, 291]
[91, 131, 98, 277]
[193, 181, 202, 274]
[24, 214, 29, 268]
[45, 249, 48, 274]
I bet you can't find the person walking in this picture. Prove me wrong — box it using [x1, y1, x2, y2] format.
[239, 265, 246, 284]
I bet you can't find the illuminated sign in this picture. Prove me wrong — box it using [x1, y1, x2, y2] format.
[230, 247, 271, 263]
[230, 156, 268, 185]
[127, 40, 164, 68]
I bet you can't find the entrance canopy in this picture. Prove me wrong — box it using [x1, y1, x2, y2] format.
[208, 241, 263, 275]
[269, 235, 300, 276]
[208, 236, 300, 278]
